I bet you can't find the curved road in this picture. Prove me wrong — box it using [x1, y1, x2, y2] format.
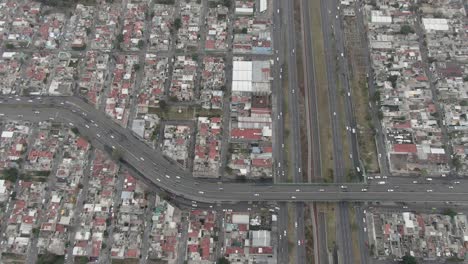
[0, 96, 467, 204]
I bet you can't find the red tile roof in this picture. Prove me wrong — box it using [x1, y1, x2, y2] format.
[393, 144, 417, 153]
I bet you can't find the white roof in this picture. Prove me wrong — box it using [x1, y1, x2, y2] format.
[371, 11, 392, 24]
[232, 214, 250, 224]
[422, 18, 449, 31]
[2, 52, 17, 59]
[232, 60, 253, 92]
[430, 148, 445, 154]
[1, 131, 14, 138]
[259, 0, 267, 12]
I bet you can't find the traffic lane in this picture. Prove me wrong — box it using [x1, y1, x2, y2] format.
[2, 107, 463, 199]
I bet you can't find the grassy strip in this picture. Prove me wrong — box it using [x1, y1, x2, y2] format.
[335, 71, 354, 180]
[309, 0, 333, 182]
[349, 207, 362, 264]
[342, 16, 379, 173]
[148, 106, 222, 120]
[304, 204, 316, 264]
[281, 64, 294, 183]
[352, 77, 379, 172]
[320, 203, 336, 251]
[287, 204, 297, 263]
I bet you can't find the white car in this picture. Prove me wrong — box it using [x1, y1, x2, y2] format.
[291, 196, 296, 199]
[426, 178, 433, 181]
[375, 175, 381, 179]
[198, 191, 205, 194]
[347, 92, 351, 97]
[165, 175, 170, 179]
[448, 186, 454, 189]
[295, 222, 298, 228]
[361, 188, 367, 192]
[387, 189, 394, 192]
[319, 189, 325, 192]
[454, 181, 460, 184]
[412, 180, 418, 184]
[427, 189, 433, 192]
[140, 157, 144, 161]
[277, 9, 279, 13]
[382, 176, 387, 179]
[298, 240, 302, 246]
[254, 193, 259, 197]
[176, 176, 181, 179]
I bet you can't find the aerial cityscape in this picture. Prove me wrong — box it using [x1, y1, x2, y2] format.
[0, 0, 467, 263]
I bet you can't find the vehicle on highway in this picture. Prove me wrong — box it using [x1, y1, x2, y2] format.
[0, 113, 4, 116]
[291, 196, 296, 199]
[387, 189, 394, 192]
[176, 176, 181, 179]
[382, 176, 387, 179]
[295, 222, 298, 228]
[426, 178, 433, 181]
[284, 230, 287, 236]
[296, 189, 300, 192]
[298, 240, 301, 246]
[352, 128, 356, 133]
[97, 134, 101, 138]
[367, 176, 373, 180]
[427, 189, 433, 192]
[449, 186, 454, 189]
[454, 181, 460, 184]
[347, 92, 351, 97]
[377, 181, 386, 185]
[165, 175, 170, 179]
[413, 180, 418, 184]
[319, 189, 325, 192]
[140, 157, 145, 161]
[277, 9, 279, 13]
[361, 188, 367, 192]
[198, 191, 205, 194]
[85, 124, 90, 128]
[340, 185, 347, 189]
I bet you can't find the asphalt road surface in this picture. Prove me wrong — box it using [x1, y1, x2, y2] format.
[0, 97, 466, 204]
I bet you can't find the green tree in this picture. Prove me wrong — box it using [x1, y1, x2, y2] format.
[111, 147, 123, 161]
[442, 208, 457, 218]
[1, 168, 19, 182]
[71, 127, 80, 135]
[116, 34, 124, 43]
[137, 39, 144, 49]
[400, 24, 415, 35]
[401, 255, 417, 264]
[173, 18, 182, 30]
[218, 257, 230, 264]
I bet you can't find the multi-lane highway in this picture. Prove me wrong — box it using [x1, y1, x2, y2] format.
[1, 96, 467, 204]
